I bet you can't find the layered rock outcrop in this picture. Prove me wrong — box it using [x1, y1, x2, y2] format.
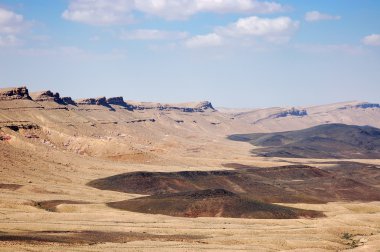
[355, 103, 380, 109]
[76, 97, 115, 110]
[274, 108, 307, 118]
[30, 90, 66, 105]
[106, 97, 134, 110]
[61, 97, 77, 106]
[0, 87, 31, 100]
[1, 86, 216, 113]
[130, 101, 215, 112]
[76, 97, 108, 106]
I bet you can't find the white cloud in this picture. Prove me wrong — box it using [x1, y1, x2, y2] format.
[218, 16, 298, 36]
[0, 7, 25, 34]
[0, 7, 27, 47]
[184, 16, 298, 49]
[62, 0, 134, 25]
[135, 0, 285, 20]
[362, 34, 380, 46]
[0, 34, 20, 47]
[62, 0, 285, 24]
[121, 29, 188, 40]
[184, 33, 223, 48]
[305, 11, 341, 22]
[216, 16, 299, 42]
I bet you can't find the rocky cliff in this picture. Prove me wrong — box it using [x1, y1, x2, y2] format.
[76, 97, 115, 110]
[130, 101, 215, 112]
[30, 90, 66, 105]
[106, 97, 134, 110]
[61, 97, 77, 106]
[274, 108, 307, 118]
[0, 87, 31, 100]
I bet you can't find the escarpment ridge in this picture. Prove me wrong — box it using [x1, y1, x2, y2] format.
[0, 87, 31, 100]
[0, 86, 215, 112]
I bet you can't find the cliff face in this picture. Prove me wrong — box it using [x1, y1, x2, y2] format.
[106, 97, 134, 111]
[0, 86, 217, 113]
[130, 101, 215, 112]
[274, 108, 307, 118]
[61, 97, 77, 106]
[76, 97, 108, 106]
[193, 101, 215, 112]
[355, 103, 380, 109]
[339, 102, 380, 110]
[30, 90, 66, 105]
[0, 87, 31, 100]
[75, 97, 115, 111]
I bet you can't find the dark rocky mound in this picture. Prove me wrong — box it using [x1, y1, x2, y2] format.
[274, 108, 307, 118]
[108, 189, 323, 219]
[0, 86, 31, 100]
[106, 97, 134, 110]
[88, 164, 380, 204]
[30, 90, 66, 105]
[61, 97, 77, 106]
[229, 124, 380, 159]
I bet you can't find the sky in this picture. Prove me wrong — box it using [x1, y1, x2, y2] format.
[0, 0, 379, 108]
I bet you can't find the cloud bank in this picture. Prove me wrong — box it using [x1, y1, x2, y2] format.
[305, 11, 341, 22]
[62, 0, 286, 25]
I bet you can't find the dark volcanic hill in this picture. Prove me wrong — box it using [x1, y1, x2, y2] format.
[88, 164, 380, 204]
[108, 189, 323, 219]
[228, 124, 380, 159]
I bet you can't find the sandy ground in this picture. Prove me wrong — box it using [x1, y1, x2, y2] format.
[1, 142, 379, 251]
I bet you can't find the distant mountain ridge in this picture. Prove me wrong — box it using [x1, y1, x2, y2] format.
[229, 124, 380, 159]
[0, 86, 215, 113]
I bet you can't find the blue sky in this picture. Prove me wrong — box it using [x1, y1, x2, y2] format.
[0, 0, 379, 108]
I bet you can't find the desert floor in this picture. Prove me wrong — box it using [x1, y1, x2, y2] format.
[1, 134, 380, 252]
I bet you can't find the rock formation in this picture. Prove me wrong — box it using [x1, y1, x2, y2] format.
[76, 97, 107, 106]
[106, 97, 134, 111]
[355, 103, 380, 109]
[192, 101, 215, 112]
[274, 108, 307, 118]
[61, 97, 77, 106]
[1, 86, 216, 113]
[130, 101, 215, 112]
[76, 97, 115, 110]
[0, 86, 31, 100]
[30, 90, 66, 105]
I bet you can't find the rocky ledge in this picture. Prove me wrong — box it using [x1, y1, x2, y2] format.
[76, 97, 108, 106]
[30, 90, 66, 105]
[61, 97, 77, 106]
[274, 108, 308, 118]
[106, 97, 134, 110]
[130, 101, 215, 112]
[355, 103, 380, 109]
[0, 87, 31, 100]
[0, 85, 216, 113]
[76, 97, 115, 110]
